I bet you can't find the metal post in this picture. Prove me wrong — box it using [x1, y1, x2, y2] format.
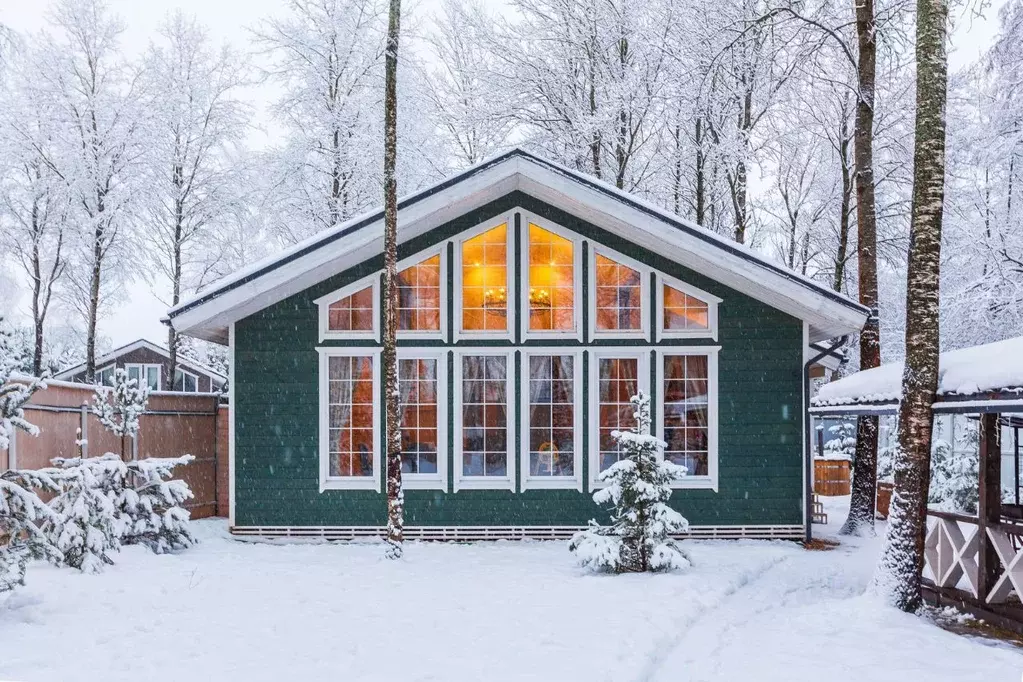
[79, 403, 89, 458]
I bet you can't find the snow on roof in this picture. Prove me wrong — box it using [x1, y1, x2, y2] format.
[812, 336, 1023, 407]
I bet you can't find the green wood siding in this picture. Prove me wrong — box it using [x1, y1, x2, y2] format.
[233, 192, 804, 528]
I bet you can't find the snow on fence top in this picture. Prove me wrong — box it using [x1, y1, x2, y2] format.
[812, 336, 1023, 407]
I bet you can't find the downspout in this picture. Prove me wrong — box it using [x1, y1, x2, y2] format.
[803, 335, 849, 543]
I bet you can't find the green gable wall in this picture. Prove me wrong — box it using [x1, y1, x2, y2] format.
[233, 192, 805, 528]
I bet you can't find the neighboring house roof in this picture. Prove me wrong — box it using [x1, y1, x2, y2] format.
[53, 338, 227, 384]
[165, 148, 870, 344]
[809, 341, 847, 372]
[811, 336, 1023, 413]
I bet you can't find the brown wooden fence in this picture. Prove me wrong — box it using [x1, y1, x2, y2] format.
[1, 377, 228, 519]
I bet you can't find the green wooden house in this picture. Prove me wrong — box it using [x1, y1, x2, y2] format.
[166, 149, 868, 541]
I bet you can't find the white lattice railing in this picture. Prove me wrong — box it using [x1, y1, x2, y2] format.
[925, 510, 1023, 604]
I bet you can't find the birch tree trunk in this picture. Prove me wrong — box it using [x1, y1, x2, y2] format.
[872, 0, 948, 611]
[841, 0, 882, 537]
[383, 0, 404, 559]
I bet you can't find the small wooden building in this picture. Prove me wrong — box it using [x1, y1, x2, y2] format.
[811, 336, 1023, 631]
[166, 149, 869, 540]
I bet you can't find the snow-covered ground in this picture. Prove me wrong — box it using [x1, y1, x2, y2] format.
[1, 500, 1020, 681]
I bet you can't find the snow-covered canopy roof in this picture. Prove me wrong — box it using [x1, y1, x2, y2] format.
[811, 336, 1023, 413]
[166, 148, 869, 344]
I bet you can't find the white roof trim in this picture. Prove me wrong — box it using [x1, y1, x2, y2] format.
[166, 149, 868, 344]
[54, 338, 228, 383]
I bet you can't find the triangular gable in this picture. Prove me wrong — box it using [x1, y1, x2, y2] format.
[166, 149, 868, 344]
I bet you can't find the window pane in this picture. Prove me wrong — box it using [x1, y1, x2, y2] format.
[597, 358, 639, 472]
[328, 356, 375, 477]
[461, 355, 508, 476]
[399, 358, 439, 474]
[146, 366, 159, 390]
[398, 255, 441, 332]
[528, 355, 575, 477]
[528, 224, 574, 331]
[595, 254, 642, 331]
[328, 285, 375, 332]
[663, 284, 710, 331]
[462, 224, 508, 332]
[663, 355, 709, 476]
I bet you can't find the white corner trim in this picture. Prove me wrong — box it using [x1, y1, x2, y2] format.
[520, 348, 584, 492]
[588, 348, 651, 490]
[315, 276, 381, 343]
[396, 348, 449, 491]
[453, 212, 517, 343]
[519, 214, 584, 342]
[654, 347, 720, 492]
[318, 347, 383, 493]
[228, 322, 236, 526]
[655, 272, 721, 342]
[452, 348, 516, 492]
[587, 242, 651, 341]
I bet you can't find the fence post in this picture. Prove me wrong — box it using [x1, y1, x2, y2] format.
[978, 412, 1002, 601]
[80, 403, 89, 459]
[8, 423, 16, 469]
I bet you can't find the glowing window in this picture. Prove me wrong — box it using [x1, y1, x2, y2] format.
[526, 354, 576, 478]
[527, 224, 574, 331]
[327, 355, 375, 478]
[597, 357, 639, 472]
[461, 224, 508, 332]
[397, 255, 441, 332]
[398, 358, 439, 474]
[663, 284, 709, 332]
[662, 355, 710, 476]
[595, 254, 642, 332]
[327, 285, 375, 332]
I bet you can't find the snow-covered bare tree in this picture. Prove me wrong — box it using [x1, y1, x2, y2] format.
[139, 11, 250, 384]
[92, 367, 148, 462]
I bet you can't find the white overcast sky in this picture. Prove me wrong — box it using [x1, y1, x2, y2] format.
[0, 0, 1005, 349]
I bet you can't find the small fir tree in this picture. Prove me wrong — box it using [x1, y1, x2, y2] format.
[120, 456, 196, 553]
[0, 318, 44, 451]
[0, 469, 63, 592]
[569, 392, 691, 573]
[42, 454, 126, 573]
[92, 368, 148, 461]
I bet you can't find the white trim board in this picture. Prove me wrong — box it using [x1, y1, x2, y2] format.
[166, 150, 867, 345]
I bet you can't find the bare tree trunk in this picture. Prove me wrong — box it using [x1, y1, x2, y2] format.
[695, 117, 706, 226]
[834, 107, 853, 293]
[86, 204, 105, 384]
[383, 0, 404, 559]
[841, 0, 882, 537]
[168, 167, 184, 389]
[873, 0, 948, 611]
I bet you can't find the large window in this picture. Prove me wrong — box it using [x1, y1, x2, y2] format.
[460, 223, 509, 334]
[173, 368, 199, 392]
[397, 352, 447, 489]
[593, 251, 645, 336]
[591, 352, 647, 479]
[126, 363, 160, 391]
[526, 223, 576, 334]
[456, 353, 513, 489]
[658, 275, 720, 340]
[317, 280, 380, 341]
[397, 254, 441, 333]
[523, 352, 580, 489]
[321, 353, 378, 489]
[658, 351, 718, 489]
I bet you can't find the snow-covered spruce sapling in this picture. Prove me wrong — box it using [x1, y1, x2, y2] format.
[121, 456, 197, 553]
[42, 455, 126, 573]
[92, 368, 148, 461]
[0, 469, 63, 592]
[0, 318, 45, 452]
[569, 392, 691, 573]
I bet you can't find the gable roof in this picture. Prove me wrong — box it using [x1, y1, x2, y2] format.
[166, 148, 869, 344]
[54, 338, 227, 384]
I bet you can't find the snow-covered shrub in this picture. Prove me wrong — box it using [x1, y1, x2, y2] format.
[0, 469, 62, 592]
[120, 456, 196, 553]
[569, 392, 691, 573]
[92, 368, 148, 460]
[822, 423, 856, 460]
[42, 455, 126, 573]
[0, 318, 44, 451]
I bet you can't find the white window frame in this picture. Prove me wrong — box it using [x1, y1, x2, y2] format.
[125, 363, 161, 391]
[454, 213, 516, 342]
[588, 243, 650, 341]
[656, 347, 720, 491]
[174, 367, 200, 392]
[396, 348, 448, 491]
[519, 215, 584, 341]
[655, 273, 722, 342]
[317, 347, 382, 492]
[396, 245, 448, 341]
[520, 348, 584, 492]
[315, 277, 381, 343]
[588, 348, 650, 489]
[453, 348, 516, 491]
